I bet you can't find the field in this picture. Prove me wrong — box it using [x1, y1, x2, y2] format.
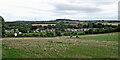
[2, 32, 118, 58]
[102, 22, 119, 26]
[32, 24, 56, 26]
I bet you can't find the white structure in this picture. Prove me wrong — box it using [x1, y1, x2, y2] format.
[19, 32, 22, 34]
[14, 33, 17, 37]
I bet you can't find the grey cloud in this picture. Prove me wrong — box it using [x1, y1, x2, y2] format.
[52, 3, 102, 13]
[52, 10, 78, 16]
[95, 2, 116, 6]
[67, 0, 115, 5]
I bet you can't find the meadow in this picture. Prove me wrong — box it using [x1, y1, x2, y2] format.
[2, 32, 118, 58]
[102, 22, 119, 26]
[32, 24, 56, 26]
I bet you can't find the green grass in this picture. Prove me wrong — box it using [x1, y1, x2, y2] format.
[2, 32, 118, 58]
[76, 35, 118, 41]
[2, 44, 25, 58]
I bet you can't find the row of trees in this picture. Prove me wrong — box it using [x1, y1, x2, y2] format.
[6, 21, 118, 33]
[85, 26, 119, 34]
[5, 31, 85, 37]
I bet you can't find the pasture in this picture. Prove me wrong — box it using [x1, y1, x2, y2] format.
[102, 22, 119, 26]
[2, 32, 118, 58]
[32, 24, 56, 26]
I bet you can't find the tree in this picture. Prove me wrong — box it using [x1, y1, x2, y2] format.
[0, 16, 5, 37]
[97, 23, 103, 28]
[88, 29, 94, 34]
[18, 27, 28, 33]
[83, 24, 87, 28]
[78, 24, 83, 29]
[88, 23, 93, 28]
[55, 28, 62, 36]
[64, 32, 71, 36]
[114, 25, 120, 32]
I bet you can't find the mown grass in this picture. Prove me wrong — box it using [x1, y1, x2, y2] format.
[72, 32, 118, 41]
[76, 34, 118, 41]
[2, 32, 118, 58]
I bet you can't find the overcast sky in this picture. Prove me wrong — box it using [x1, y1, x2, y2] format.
[0, 0, 119, 22]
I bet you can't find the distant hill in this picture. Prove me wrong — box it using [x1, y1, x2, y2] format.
[5, 19, 120, 24]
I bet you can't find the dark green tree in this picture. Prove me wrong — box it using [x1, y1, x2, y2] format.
[88, 29, 94, 34]
[0, 16, 5, 37]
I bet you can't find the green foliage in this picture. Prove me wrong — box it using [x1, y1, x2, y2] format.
[19, 27, 28, 33]
[55, 30, 62, 36]
[63, 31, 85, 36]
[5, 33, 14, 37]
[17, 32, 56, 37]
[4, 18, 119, 37]
[77, 31, 85, 35]
[46, 31, 56, 37]
[85, 27, 117, 34]
[78, 24, 83, 28]
[63, 32, 71, 36]
[0, 16, 5, 37]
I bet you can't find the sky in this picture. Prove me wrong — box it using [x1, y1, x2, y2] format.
[0, 0, 119, 22]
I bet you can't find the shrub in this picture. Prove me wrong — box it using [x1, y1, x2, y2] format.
[72, 32, 77, 35]
[23, 34, 33, 37]
[18, 34, 24, 37]
[5, 33, 14, 37]
[77, 31, 85, 35]
[63, 32, 71, 36]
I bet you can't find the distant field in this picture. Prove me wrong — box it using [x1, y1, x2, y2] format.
[102, 23, 119, 26]
[2, 32, 118, 58]
[32, 24, 56, 26]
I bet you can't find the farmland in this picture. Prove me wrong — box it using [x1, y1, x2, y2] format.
[32, 24, 56, 26]
[2, 32, 118, 58]
[102, 22, 119, 26]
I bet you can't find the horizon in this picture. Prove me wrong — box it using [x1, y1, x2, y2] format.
[5, 19, 119, 22]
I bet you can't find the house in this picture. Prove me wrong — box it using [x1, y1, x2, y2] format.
[5, 29, 21, 33]
[64, 28, 90, 32]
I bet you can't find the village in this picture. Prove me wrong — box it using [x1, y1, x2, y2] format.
[3, 19, 119, 37]
[5, 28, 93, 37]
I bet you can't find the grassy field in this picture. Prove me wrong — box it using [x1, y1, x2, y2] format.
[102, 22, 119, 26]
[2, 32, 118, 58]
[32, 24, 56, 26]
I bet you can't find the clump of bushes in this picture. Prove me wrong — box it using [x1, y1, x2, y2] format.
[85, 27, 118, 34]
[5, 33, 14, 37]
[16, 32, 56, 37]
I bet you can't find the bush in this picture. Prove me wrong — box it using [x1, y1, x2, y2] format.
[55, 31, 62, 36]
[77, 31, 85, 35]
[71, 32, 77, 35]
[5, 33, 14, 37]
[33, 34, 39, 37]
[23, 34, 34, 37]
[63, 32, 71, 36]
[46, 32, 54, 37]
[18, 34, 24, 37]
